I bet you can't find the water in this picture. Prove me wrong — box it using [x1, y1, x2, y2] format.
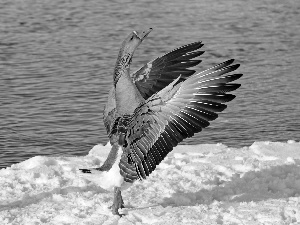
[0, 0, 299, 168]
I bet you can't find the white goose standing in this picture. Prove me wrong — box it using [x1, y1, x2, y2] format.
[80, 28, 242, 216]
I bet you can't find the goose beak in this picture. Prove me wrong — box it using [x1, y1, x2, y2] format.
[134, 28, 153, 41]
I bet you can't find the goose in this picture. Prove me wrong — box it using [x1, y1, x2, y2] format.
[80, 28, 242, 216]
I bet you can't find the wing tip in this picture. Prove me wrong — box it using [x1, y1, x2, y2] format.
[231, 73, 243, 80]
[226, 94, 236, 102]
[191, 41, 203, 47]
[228, 58, 235, 64]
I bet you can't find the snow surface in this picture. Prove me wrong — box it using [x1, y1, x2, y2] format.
[1, 141, 300, 225]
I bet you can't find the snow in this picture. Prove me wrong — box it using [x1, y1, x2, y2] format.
[0, 141, 300, 225]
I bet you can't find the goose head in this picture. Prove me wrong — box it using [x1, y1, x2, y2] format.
[116, 28, 152, 68]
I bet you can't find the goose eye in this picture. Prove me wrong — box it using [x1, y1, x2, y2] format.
[130, 36, 134, 40]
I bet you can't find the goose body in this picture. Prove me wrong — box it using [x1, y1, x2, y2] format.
[80, 28, 243, 215]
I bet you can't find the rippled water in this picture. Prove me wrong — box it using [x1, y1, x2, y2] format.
[1, 0, 299, 168]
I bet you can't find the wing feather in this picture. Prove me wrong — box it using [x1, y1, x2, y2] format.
[120, 59, 242, 182]
[131, 42, 204, 99]
[150, 144, 162, 163]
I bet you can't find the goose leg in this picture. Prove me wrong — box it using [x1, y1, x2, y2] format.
[111, 187, 124, 216]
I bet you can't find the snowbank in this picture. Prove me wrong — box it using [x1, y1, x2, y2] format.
[0, 141, 300, 224]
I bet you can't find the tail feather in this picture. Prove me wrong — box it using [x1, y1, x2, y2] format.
[79, 168, 102, 173]
[79, 169, 92, 173]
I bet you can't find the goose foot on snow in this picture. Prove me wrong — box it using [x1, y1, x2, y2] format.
[110, 187, 125, 216]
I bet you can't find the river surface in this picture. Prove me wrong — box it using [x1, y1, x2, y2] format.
[0, 0, 299, 168]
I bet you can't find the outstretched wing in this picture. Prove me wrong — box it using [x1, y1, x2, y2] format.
[103, 42, 204, 135]
[119, 59, 242, 182]
[131, 42, 204, 99]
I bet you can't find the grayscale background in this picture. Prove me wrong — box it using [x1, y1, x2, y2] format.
[0, 0, 299, 168]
